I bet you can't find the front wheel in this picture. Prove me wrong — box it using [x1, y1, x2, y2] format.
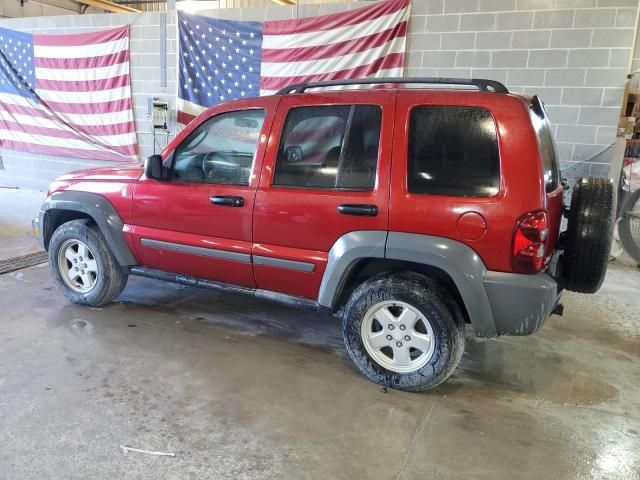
[342, 272, 465, 392]
[48, 219, 128, 306]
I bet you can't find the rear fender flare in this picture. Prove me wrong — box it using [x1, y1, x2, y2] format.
[318, 231, 497, 337]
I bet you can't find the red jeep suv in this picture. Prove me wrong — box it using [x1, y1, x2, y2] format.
[34, 78, 614, 391]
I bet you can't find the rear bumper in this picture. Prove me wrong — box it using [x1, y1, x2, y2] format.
[483, 271, 560, 336]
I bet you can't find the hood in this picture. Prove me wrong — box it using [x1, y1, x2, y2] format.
[56, 165, 143, 183]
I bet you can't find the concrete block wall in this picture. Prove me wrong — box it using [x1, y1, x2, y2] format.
[406, 0, 639, 184]
[0, 0, 638, 190]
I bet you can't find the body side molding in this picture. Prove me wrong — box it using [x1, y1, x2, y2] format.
[141, 238, 251, 263]
[40, 191, 137, 266]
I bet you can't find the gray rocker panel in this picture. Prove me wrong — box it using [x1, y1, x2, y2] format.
[40, 191, 137, 266]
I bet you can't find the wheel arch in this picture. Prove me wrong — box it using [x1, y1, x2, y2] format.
[332, 257, 471, 324]
[40, 191, 137, 266]
[318, 231, 498, 337]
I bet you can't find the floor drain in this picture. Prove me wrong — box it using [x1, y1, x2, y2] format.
[0, 251, 48, 275]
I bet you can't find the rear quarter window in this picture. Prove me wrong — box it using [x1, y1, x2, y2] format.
[408, 106, 500, 198]
[530, 99, 560, 193]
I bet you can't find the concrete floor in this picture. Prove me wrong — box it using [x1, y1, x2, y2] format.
[0, 191, 639, 479]
[0, 187, 46, 260]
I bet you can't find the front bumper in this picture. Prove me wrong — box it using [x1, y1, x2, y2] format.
[32, 213, 45, 250]
[483, 271, 560, 336]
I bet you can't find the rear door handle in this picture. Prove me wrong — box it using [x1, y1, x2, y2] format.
[210, 195, 244, 207]
[338, 204, 378, 217]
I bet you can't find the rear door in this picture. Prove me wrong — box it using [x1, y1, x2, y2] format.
[130, 97, 278, 287]
[252, 91, 395, 299]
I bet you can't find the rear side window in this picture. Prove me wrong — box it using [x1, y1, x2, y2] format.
[530, 101, 560, 192]
[273, 105, 382, 190]
[408, 106, 500, 197]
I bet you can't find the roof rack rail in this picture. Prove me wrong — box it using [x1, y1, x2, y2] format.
[275, 77, 509, 95]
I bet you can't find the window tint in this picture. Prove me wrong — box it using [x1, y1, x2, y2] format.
[273, 105, 381, 190]
[408, 106, 500, 197]
[171, 109, 265, 185]
[530, 102, 560, 192]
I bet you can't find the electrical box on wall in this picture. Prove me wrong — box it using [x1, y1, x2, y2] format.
[148, 97, 170, 131]
[147, 97, 172, 154]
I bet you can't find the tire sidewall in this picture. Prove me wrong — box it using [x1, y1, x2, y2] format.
[48, 220, 113, 305]
[342, 274, 461, 392]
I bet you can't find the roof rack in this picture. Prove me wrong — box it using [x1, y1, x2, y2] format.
[275, 77, 509, 95]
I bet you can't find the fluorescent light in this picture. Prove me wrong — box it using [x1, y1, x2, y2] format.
[177, 1, 221, 13]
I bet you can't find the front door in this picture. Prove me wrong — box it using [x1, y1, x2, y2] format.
[129, 97, 279, 287]
[252, 92, 395, 299]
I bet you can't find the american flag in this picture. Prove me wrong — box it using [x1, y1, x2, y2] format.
[0, 26, 137, 162]
[177, 0, 410, 124]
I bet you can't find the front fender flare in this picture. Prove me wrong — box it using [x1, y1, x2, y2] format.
[41, 191, 137, 266]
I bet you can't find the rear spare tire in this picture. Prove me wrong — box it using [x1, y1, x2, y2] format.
[562, 176, 615, 293]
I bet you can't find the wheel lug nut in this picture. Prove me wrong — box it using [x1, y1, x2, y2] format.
[84, 264, 87, 268]
[399, 325, 406, 331]
[404, 335, 411, 341]
[388, 324, 394, 330]
[73, 259, 77, 263]
[81, 270, 85, 274]
[386, 335, 392, 341]
[396, 341, 402, 347]
[75, 267, 78, 271]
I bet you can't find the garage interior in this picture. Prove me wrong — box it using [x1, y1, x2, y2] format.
[1, 0, 640, 479]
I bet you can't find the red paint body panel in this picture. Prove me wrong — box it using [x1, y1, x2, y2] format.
[251, 91, 395, 297]
[390, 91, 556, 272]
[126, 224, 253, 286]
[252, 243, 328, 299]
[47, 88, 564, 300]
[128, 96, 281, 288]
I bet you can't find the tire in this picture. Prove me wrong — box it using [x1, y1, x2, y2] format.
[48, 219, 128, 306]
[342, 271, 465, 392]
[562, 176, 615, 293]
[618, 187, 640, 265]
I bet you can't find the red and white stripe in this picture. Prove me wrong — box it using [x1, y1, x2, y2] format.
[260, 0, 410, 95]
[0, 26, 137, 162]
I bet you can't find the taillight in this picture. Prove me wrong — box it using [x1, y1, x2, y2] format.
[512, 211, 549, 274]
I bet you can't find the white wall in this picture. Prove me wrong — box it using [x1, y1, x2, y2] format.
[0, 0, 638, 190]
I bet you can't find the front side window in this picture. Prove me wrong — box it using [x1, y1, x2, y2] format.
[408, 106, 500, 197]
[171, 109, 265, 185]
[273, 105, 382, 190]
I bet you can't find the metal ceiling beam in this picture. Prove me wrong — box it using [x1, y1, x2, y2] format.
[270, 0, 296, 5]
[77, 0, 140, 13]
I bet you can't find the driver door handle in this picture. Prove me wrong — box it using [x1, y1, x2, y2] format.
[210, 195, 244, 207]
[338, 204, 378, 216]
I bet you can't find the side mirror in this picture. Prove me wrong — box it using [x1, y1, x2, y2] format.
[145, 154, 164, 180]
[284, 145, 303, 163]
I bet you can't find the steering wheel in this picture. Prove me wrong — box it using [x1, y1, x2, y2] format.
[202, 152, 232, 182]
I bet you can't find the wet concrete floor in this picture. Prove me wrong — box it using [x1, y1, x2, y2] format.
[0, 260, 639, 479]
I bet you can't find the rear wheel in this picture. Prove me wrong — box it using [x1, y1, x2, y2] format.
[49, 219, 128, 306]
[342, 272, 465, 392]
[562, 176, 615, 293]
